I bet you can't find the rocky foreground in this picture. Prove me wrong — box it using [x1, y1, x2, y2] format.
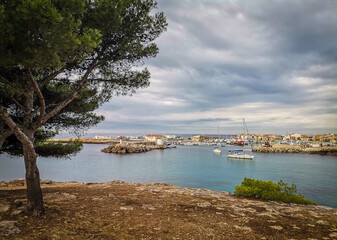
[1, 180, 337, 239]
[101, 142, 167, 154]
[254, 145, 337, 155]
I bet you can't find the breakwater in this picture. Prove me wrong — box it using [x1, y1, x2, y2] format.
[101, 142, 167, 154]
[254, 145, 337, 155]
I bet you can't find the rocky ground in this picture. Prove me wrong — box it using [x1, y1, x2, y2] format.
[254, 145, 337, 155]
[0, 180, 337, 240]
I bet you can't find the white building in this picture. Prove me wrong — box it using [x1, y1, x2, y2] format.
[145, 134, 163, 142]
[164, 135, 176, 139]
[94, 135, 112, 139]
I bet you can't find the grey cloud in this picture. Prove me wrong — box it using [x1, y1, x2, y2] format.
[89, 0, 337, 134]
[248, 0, 337, 57]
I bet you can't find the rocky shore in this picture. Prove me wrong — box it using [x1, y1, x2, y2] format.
[1, 179, 337, 239]
[101, 142, 167, 154]
[254, 145, 337, 155]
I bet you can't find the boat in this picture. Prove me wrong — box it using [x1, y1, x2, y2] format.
[227, 118, 254, 159]
[213, 148, 221, 154]
[213, 124, 222, 154]
[227, 150, 254, 159]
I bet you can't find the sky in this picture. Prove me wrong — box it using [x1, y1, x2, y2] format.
[88, 0, 337, 136]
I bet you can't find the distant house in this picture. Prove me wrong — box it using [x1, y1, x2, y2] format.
[164, 135, 177, 139]
[261, 134, 277, 141]
[192, 135, 211, 142]
[290, 133, 301, 140]
[313, 135, 322, 142]
[283, 134, 291, 141]
[192, 135, 201, 142]
[145, 134, 163, 142]
[322, 133, 335, 142]
[301, 135, 309, 141]
[94, 135, 112, 139]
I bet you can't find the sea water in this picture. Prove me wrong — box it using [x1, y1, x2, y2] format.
[0, 144, 336, 208]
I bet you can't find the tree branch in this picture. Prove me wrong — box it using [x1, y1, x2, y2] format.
[27, 68, 46, 129]
[88, 78, 112, 82]
[0, 74, 13, 87]
[39, 61, 100, 127]
[38, 68, 65, 87]
[0, 106, 33, 148]
[11, 97, 28, 112]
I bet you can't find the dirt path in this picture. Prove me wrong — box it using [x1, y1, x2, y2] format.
[1, 181, 337, 239]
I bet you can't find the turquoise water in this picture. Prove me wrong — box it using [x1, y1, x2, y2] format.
[0, 144, 336, 208]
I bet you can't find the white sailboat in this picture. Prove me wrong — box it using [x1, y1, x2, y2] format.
[213, 125, 222, 154]
[227, 118, 254, 159]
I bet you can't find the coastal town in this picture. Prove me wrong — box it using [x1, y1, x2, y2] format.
[48, 132, 337, 155]
[88, 132, 337, 147]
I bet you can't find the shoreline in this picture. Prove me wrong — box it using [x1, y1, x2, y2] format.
[48, 138, 337, 155]
[1, 179, 337, 239]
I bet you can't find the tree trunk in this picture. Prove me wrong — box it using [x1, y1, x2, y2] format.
[1, 100, 45, 214]
[22, 134, 45, 214]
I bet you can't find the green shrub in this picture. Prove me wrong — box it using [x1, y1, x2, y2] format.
[234, 178, 317, 205]
[35, 140, 83, 158]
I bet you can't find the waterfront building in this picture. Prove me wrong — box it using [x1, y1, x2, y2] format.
[145, 134, 163, 142]
[164, 135, 177, 139]
[94, 135, 112, 139]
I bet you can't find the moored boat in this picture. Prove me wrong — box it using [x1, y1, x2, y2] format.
[213, 148, 221, 154]
[213, 125, 222, 154]
[227, 118, 254, 160]
[227, 150, 254, 159]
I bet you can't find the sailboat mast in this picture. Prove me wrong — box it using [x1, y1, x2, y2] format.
[243, 118, 254, 151]
[243, 118, 246, 153]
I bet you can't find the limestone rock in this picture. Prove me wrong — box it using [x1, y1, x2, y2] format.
[41, 179, 54, 185]
[0, 181, 8, 187]
[0, 203, 10, 213]
[8, 179, 25, 186]
[120, 206, 133, 211]
[0, 220, 21, 236]
[329, 232, 337, 238]
[270, 225, 283, 230]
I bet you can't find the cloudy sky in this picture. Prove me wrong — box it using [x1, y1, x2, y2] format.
[90, 0, 337, 135]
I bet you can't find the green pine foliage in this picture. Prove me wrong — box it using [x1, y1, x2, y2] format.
[35, 140, 83, 158]
[234, 178, 317, 205]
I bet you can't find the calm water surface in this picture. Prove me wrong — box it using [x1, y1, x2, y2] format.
[0, 144, 336, 208]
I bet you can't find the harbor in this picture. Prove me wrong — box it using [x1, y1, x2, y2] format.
[48, 132, 337, 156]
[1, 143, 336, 208]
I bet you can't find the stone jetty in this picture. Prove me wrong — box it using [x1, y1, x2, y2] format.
[101, 142, 167, 154]
[254, 145, 337, 155]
